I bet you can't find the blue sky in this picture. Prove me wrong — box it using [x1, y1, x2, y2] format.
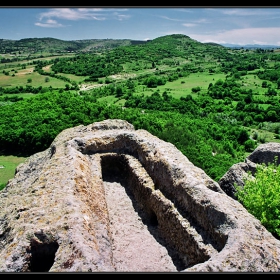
[1, 7, 280, 46]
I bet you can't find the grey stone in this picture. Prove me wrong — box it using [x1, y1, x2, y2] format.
[219, 142, 280, 199]
[0, 119, 280, 272]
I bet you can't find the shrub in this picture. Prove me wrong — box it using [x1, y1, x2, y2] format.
[244, 139, 256, 152]
[0, 183, 6, 191]
[236, 157, 280, 239]
[191, 86, 201, 93]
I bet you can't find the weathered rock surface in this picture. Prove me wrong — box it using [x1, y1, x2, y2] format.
[0, 119, 280, 272]
[219, 142, 280, 199]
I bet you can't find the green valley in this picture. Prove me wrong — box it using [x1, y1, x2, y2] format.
[1, 34, 280, 188]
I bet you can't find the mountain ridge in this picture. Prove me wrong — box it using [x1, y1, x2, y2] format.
[220, 43, 280, 49]
[1, 35, 279, 53]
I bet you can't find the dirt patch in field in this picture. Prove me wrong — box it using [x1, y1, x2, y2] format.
[42, 65, 52, 72]
[109, 73, 136, 80]
[17, 68, 34, 76]
[79, 84, 103, 91]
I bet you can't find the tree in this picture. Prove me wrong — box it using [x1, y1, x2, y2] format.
[265, 87, 277, 97]
[254, 113, 264, 122]
[191, 86, 201, 93]
[237, 129, 249, 144]
[277, 78, 280, 89]
[115, 86, 123, 98]
[267, 110, 277, 122]
[236, 158, 280, 239]
[244, 139, 256, 152]
[244, 93, 253, 104]
[262, 81, 268, 88]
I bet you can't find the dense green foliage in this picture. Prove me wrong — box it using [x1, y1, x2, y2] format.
[236, 158, 280, 239]
[1, 34, 280, 183]
[51, 54, 123, 78]
[0, 89, 251, 181]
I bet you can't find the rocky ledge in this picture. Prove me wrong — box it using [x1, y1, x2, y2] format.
[219, 142, 280, 200]
[0, 119, 280, 272]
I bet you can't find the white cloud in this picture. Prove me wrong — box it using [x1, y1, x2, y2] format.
[114, 13, 131, 21]
[38, 8, 131, 22]
[220, 8, 280, 17]
[77, 8, 103, 12]
[35, 19, 64, 28]
[182, 23, 197, 27]
[35, 8, 131, 29]
[38, 8, 107, 21]
[189, 27, 280, 46]
[158, 15, 184, 22]
[182, 18, 210, 28]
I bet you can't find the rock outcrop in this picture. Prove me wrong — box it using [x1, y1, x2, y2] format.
[219, 142, 280, 199]
[0, 119, 280, 272]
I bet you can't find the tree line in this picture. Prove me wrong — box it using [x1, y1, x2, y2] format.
[0, 88, 254, 182]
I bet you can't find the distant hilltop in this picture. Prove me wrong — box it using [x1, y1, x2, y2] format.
[1, 34, 279, 59]
[221, 43, 280, 49]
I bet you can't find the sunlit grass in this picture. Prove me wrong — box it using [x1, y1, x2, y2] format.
[0, 66, 67, 88]
[0, 155, 27, 188]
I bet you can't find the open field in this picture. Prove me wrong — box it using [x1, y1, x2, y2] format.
[0, 65, 67, 88]
[125, 72, 227, 99]
[160, 72, 226, 97]
[0, 155, 26, 187]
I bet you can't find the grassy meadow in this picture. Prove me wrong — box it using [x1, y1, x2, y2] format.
[0, 155, 26, 189]
[0, 65, 67, 88]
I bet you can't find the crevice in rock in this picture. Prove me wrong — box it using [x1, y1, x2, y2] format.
[101, 154, 183, 270]
[100, 153, 221, 270]
[0, 217, 11, 249]
[79, 134, 228, 254]
[26, 234, 59, 272]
